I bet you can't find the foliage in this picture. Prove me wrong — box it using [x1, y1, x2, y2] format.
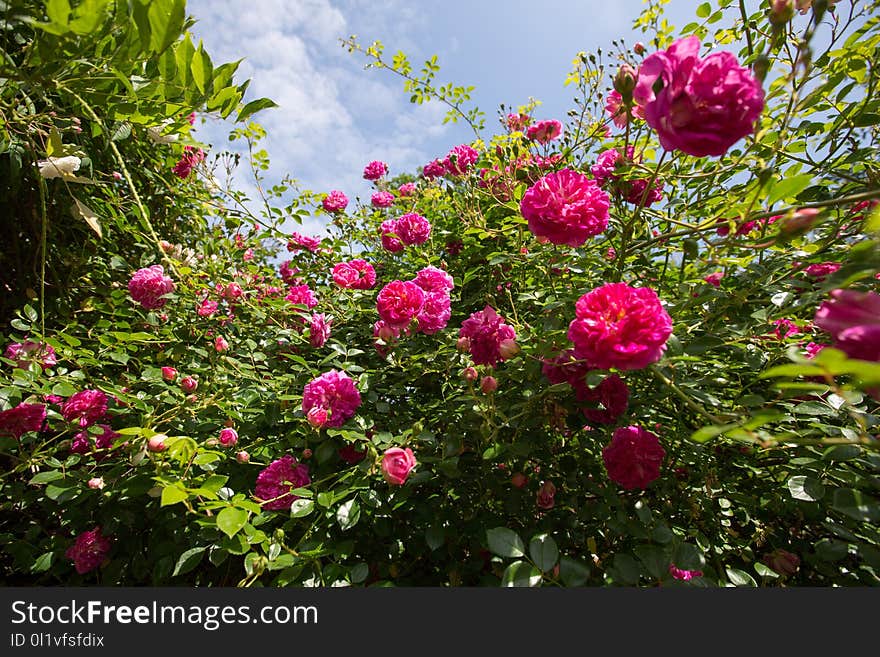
[1, 0, 879, 587]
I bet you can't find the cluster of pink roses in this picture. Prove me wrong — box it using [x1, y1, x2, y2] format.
[380, 213, 431, 252]
[375, 266, 454, 347]
[422, 143, 479, 179]
[301, 369, 362, 429]
[458, 306, 517, 368]
[591, 147, 664, 207]
[332, 259, 377, 290]
[171, 146, 205, 179]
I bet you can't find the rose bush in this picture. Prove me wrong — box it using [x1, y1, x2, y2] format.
[1, 0, 879, 588]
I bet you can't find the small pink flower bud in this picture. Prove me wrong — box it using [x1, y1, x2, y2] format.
[161, 366, 177, 382]
[306, 406, 329, 428]
[147, 435, 167, 452]
[498, 338, 520, 360]
[235, 450, 250, 463]
[88, 477, 105, 490]
[456, 336, 471, 352]
[214, 336, 229, 352]
[462, 367, 478, 382]
[180, 376, 198, 393]
[480, 375, 498, 394]
[302, 448, 313, 460]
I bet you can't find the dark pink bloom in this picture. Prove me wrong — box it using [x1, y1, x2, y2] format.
[255, 455, 311, 511]
[442, 144, 479, 176]
[536, 480, 557, 510]
[578, 374, 630, 425]
[322, 190, 349, 213]
[371, 191, 395, 208]
[65, 527, 111, 574]
[804, 342, 827, 359]
[526, 119, 563, 144]
[422, 159, 446, 179]
[459, 306, 516, 367]
[0, 403, 46, 439]
[591, 147, 663, 206]
[61, 390, 108, 428]
[395, 213, 431, 245]
[605, 89, 644, 128]
[332, 259, 376, 290]
[172, 146, 205, 179]
[633, 35, 764, 157]
[285, 284, 318, 309]
[542, 349, 591, 393]
[128, 265, 175, 310]
[71, 423, 119, 453]
[416, 291, 452, 335]
[363, 160, 389, 181]
[287, 232, 322, 253]
[520, 169, 610, 246]
[161, 367, 177, 382]
[413, 266, 454, 293]
[813, 288, 880, 362]
[301, 370, 362, 429]
[373, 320, 405, 356]
[602, 425, 665, 489]
[380, 219, 404, 253]
[381, 447, 417, 485]
[772, 318, 800, 339]
[180, 376, 198, 393]
[567, 283, 673, 370]
[279, 260, 300, 286]
[4, 340, 57, 370]
[704, 272, 724, 287]
[376, 280, 425, 329]
[197, 299, 218, 317]
[669, 564, 702, 581]
[309, 313, 332, 348]
[214, 335, 229, 352]
[804, 262, 841, 280]
[398, 182, 417, 196]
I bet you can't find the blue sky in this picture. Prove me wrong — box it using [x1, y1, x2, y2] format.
[186, 0, 703, 236]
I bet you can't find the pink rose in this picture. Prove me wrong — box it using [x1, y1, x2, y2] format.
[813, 288, 880, 362]
[4, 340, 57, 370]
[363, 160, 389, 181]
[0, 403, 46, 440]
[536, 480, 557, 509]
[381, 447, 417, 485]
[633, 36, 764, 157]
[255, 455, 311, 510]
[377, 280, 425, 329]
[301, 370, 362, 429]
[371, 191, 395, 208]
[65, 527, 111, 574]
[526, 119, 563, 144]
[395, 213, 432, 246]
[520, 169, 610, 246]
[219, 428, 238, 447]
[602, 425, 665, 489]
[128, 265, 175, 310]
[459, 306, 516, 367]
[322, 190, 349, 213]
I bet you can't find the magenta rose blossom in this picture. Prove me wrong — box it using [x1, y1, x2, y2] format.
[520, 169, 610, 246]
[413, 265, 454, 293]
[813, 288, 880, 362]
[332, 259, 376, 290]
[287, 232, 322, 253]
[380, 219, 404, 253]
[171, 146, 205, 179]
[285, 284, 318, 309]
[459, 306, 516, 367]
[578, 374, 630, 425]
[128, 265, 175, 310]
[398, 182, 417, 196]
[603, 425, 665, 489]
[71, 423, 119, 454]
[371, 191, 395, 208]
[66, 527, 112, 575]
[442, 144, 479, 176]
[416, 291, 452, 335]
[197, 299, 218, 317]
[309, 313, 332, 348]
[567, 283, 673, 370]
[0, 403, 46, 439]
[669, 564, 703, 581]
[61, 389, 108, 428]
[218, 428, 238, 447]
[422, 159, 446, 179]
[542, 348, 592, 393]
[322, 190, 349, 213]
[301, 370, 362, 429]
[536, 480, 557, 510]
[605, 89, 644, 128]
[5, 340, 57, 370]
[376, 280, 425, 329]
[804, 262, 840, 280]
[526, 119, 563, 144]
[381, 447, 417, 485]
[704, 272, 724, 287]
[255, 455, 311, 511]
[363, 160, 389, 181]
[395, 213, 431, 246]
[591, 147, 664, 207]
[633, 35, 764, 157]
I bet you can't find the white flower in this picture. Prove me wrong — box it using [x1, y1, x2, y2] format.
[36, 155, 81, 179]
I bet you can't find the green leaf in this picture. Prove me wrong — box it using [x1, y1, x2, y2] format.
[173, 546, 206, 576]
[425, 526, 445, 551]
[148, 0, 186, 54]
[69, 0, 111, 34]
[217, 506, 248, 538]
[528, 534, 559, 572]
[46, 0, 71, 26]
[349, 563, 369, 584]
[23, 304, 37, 322]
[501, 561, 542, 587]
[558, 556, 590, 586]
[237, 98, 279, 123]
[336, 499, 361, 531]
[28, 471, 64, 485]
[31, 552, 54, 574]
[725, 567, 757, 587]
[831, 488, 880, 523]
[696, 2, 711, 18]
[689, 423, 738, 443]
[290, 499, 314, 518]
[160, 484, 188, 507]
[766, 174, 814, 206]
[787, 475, 825, 502]
[191, 43, 213, 94]
[487, 527, 525, 558]
[634, 544, 668, 580]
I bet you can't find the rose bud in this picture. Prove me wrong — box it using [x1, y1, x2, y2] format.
[218, 428, 238, 447]
[235, 450, 250, 463]
[381, 447, 417, 485]
[462, 366, 478, 382]
[214, 335, 229, 352]
[480, 375, 498, 394]
[180, 376, 198, 393]
[498, 338, 520, 360]
[161, 366, 177, 382]
[88, 477, 105, 490]
[511, 472, 528, 489]
[302, 448, 313, 460]
[456, 336, 471, 352]
[147, 434, 167, 452]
